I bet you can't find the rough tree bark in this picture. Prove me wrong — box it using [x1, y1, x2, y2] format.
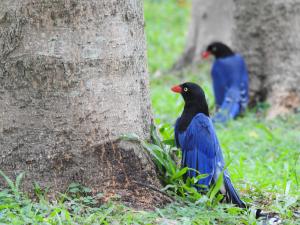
[234, 0, 300, 117]
[0, 0, 163, 206]
[173, 0, 235, 70]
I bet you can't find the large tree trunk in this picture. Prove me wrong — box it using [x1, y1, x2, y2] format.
[234, 0, 300, 117]
[0, 0, 162, 206]
[173, 0, 235, 70]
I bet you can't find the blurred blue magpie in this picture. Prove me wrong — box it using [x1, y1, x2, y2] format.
[202, 42, 249, 123]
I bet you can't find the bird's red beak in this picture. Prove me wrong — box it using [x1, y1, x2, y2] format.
[201, 51, 211, 59]
[171, 85, 182, 93]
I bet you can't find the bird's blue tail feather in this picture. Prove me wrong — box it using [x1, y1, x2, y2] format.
[213, 88, 244, 123]
[223, 174, 246, 208]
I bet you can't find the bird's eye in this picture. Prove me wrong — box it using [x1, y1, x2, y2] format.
[184, 87, 188, 92]
[212, 46, 217, 52]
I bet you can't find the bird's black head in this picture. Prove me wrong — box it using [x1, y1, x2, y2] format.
[202, 42, 234, 59]
[171, 82, 209, 117]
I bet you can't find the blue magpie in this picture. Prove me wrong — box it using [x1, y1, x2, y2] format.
[172, 82, 245, 207]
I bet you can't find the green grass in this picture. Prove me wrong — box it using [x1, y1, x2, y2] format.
[144, 0, 190, 73]
[1, 0, 300, 224]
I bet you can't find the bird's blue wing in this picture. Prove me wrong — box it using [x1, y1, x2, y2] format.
[212, 87, 241, 123]
[213, 55, 249, 123]
[178, 113, 220, 188]
[216, 55, 248, 87]
[212, 61, 227, 108]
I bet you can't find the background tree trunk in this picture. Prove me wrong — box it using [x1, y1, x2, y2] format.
[173, 0, 235, 70]
[175, 0, 300, 116]
[234, 0, 300, 117]
[0, 0, 162, 206]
